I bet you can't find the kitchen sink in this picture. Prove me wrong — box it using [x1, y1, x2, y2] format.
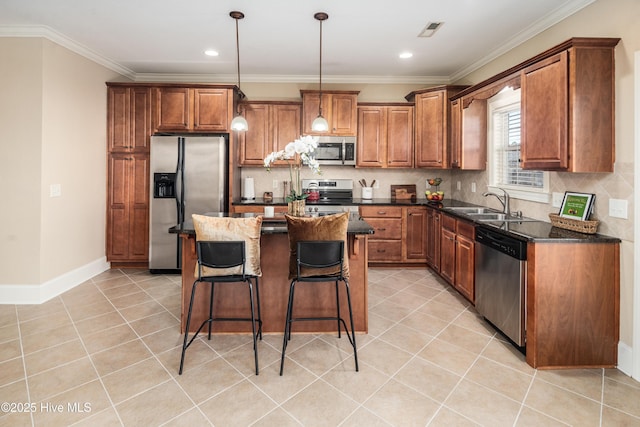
[444, 207, 499, 214]
[467, 212, 538, 222]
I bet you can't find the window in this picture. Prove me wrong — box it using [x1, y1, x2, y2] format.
[488, 88, 549, 203]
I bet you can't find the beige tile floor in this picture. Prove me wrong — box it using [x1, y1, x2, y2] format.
[1, 267, 639, 426]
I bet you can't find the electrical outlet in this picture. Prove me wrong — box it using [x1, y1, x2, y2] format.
[50, 184, 61, 197]
[609, 199, 628, 219]
[471, 182, 476, 193]
[456, 181, 461, 191]
[272, 179, 278, 189]
[552, 192, 564, 208]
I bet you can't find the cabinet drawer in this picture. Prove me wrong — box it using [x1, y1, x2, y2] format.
[366, 218, 402, 240]
[360, 206, 402, 218]
[456, 220, 475, 239]
[441, 214, 457, 231]
[368, 240, 402, 261]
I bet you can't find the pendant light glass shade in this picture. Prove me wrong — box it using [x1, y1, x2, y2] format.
[313, 12, 329, 132]
[230, 114, 249, 131]
[230, 11, 248, 131]
[311, 115, 329, 132]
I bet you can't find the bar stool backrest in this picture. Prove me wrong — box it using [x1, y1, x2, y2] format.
[296, 240, 345, 280]
[197, 241, 246, 279]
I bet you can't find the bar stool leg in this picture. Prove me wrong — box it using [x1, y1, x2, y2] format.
[253, 277, 263, 340]
[335, 280, 341, 338]
[344, 278, 359, 372]
[207, 281, 216, 340]
[280, 280, 296, 376]
[179, 280, 199, 375]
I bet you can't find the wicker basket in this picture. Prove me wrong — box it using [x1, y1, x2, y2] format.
[548, 213, 599, 234]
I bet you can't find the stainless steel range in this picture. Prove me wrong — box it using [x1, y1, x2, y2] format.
[302, 179, 359, 218]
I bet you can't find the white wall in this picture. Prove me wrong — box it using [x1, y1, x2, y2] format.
[0, 37, 121, 300]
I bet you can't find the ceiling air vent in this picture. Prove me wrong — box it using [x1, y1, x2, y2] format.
[418, 22, 444, 38]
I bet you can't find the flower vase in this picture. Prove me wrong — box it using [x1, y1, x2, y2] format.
[288, 199, 306, 217]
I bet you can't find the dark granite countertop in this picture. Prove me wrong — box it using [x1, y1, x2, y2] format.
[169, 212, 374, 236]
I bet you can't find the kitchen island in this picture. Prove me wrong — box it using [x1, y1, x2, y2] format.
[170, 214, 374, 334]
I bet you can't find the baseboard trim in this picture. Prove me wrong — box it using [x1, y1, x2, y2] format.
[617, 341, 633, 377]
[0, 257, 110, 304]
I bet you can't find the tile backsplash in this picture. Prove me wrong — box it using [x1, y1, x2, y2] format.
[241, 162, 632, 240]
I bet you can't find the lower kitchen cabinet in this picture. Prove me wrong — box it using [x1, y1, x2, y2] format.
[526, 241, 619, 369]
[106, 153, 149, 265]
[231, 205, 289, 215]
[426, 207, 441, 272]
[437, 213, 475, 303]
[360, 205, 426, 265]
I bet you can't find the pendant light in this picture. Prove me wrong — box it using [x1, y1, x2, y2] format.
[311, 12, 329, 132]
[230, 11, 248, 131]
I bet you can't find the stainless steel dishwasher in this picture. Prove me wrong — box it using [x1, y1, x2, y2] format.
[474, 226, 527, 347]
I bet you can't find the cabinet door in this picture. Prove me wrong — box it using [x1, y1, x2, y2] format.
[415, 91, 446, 168]
[192, 88, 231, 132]
[130, 87, 152, 152]
[455, 234, 474, 302]
[521, 51, 568, 170]
[449, 98, 462, 168]
[357, 106, 386, 167]
[272, 103, 302, 152]
[238, 103, 270, 166]
[440, 228, 456, 284]
[331, 93, 358, 135]
[405, 207, 427, 260]
[426, 209, 441, 272]
[387, 106, 414, 168]
[107, 153, 149, 262]
[107, 87, 130, 152]
[460, 98, 487, 170]
[154, 87, 190, 131]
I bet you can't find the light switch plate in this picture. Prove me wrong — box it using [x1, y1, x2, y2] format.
[609, 198, 628, 219]
[456, 181, 461, 191]
[552, 192, 564, 208]
[272, 179, 278, 189]
[471, 182, 476, 193]
[50, 184, 61, 197]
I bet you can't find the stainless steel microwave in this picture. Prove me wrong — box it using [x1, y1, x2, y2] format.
[313, 136, 356, 165]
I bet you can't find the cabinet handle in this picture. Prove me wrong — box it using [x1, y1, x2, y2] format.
[377, 228, 386, 231]
[377, 249, 386, 253]
[377, 211, 387, 215]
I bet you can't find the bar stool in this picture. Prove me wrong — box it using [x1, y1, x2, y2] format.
[280, 213, 358, 375]
[179, 215, 263, 375]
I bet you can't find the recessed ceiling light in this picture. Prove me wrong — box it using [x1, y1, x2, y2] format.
[204, 49, 219, 57]
[399, 52, 413, 59]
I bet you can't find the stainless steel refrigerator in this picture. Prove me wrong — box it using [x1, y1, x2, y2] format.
[149, 135, 228, 273]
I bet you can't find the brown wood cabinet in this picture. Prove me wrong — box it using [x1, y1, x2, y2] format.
[450, 96, 487, 170]
[153, 86, 235, 133]
[106, 153, 149, 264]
[106, 84, 153, 266]
[231, 205, 289, 215]
[438, 213, 475, 302]
[107, 86, 152, 153]
[356, 103, 413, 168]
[520, 39, 619, 172]
[406, 86, 467, 169]
[238, 102, 302, 166]
[526, 241, 619, 368]
[426, 207, 441, 272]
[360, 205, 427, 265]
[301, 90, 359, 136]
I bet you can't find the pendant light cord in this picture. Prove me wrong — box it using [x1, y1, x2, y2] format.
[318, 17, 323, 115]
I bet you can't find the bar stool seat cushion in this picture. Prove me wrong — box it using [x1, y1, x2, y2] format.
[192, 214, 263, 277]
[284, 212, 349, 280]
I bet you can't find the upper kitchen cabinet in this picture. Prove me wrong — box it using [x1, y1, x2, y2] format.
[301, 90, 359, 136]
[238, 101, 302, 166]
[356, 103, 414, 168]
[520, 38, 619, 172]
[153, 85, 236, 133]
[406, 86, 467, 168]
[107, 85, 152, 153]
[449, 96, 487, 170]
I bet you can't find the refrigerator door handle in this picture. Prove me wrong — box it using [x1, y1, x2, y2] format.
[176, 137, 185, 225]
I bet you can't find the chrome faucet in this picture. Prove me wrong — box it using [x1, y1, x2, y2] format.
[483, 188, 511, 217]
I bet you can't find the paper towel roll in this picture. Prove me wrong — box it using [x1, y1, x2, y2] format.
[242, 177, 255, 200]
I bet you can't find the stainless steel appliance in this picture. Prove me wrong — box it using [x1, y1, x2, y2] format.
[314, 136, 356, 165]
[150, 135, 228, 273]
[301, 178, 358, 218]
[474, 225, 527, 347]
